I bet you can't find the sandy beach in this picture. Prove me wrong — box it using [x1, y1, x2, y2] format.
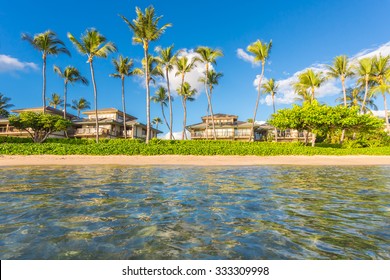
[0, 155, 390, 166]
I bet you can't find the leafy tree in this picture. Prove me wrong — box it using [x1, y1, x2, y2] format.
[47, 93, 64, 109]
[110, 55, 135, 139]
[0, 93, 14, 118]
[247, 39, 272, 141]
[177, 82, 196, 140]
[9, 112, 72, 143]
[22, 31, 70, 114]
[155, 45, 177, 140]
[71, 98, 91, 118]
[151, 86, 170, 133]
[53, 65, 88, 118]
[195, 46, 223, 140]
[121, 5, 171, 143]
[67, 28, 116, 143]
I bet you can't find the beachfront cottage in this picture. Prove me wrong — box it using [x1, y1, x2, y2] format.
[0, 107, 162, 140]
[73, 108, 161, 139]
[187, 114, 266, 141]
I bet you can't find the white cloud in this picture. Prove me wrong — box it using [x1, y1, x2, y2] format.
[372, 110, 386, 118]
[0, 54, 38, 73]
[236, 48, 260, 67]
[259, 41, 390, 107]
[161, 130, 191, 140]
[164, 49, 207, 98]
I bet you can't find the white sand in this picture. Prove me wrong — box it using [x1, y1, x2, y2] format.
[0, 155, 389, 166]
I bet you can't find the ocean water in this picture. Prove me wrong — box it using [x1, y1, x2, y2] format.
[0, 165, 389, 260]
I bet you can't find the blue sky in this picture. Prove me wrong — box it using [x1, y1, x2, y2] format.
[1, 0, 390, 136]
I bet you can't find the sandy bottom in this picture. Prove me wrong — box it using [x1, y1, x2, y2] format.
[0, 155, 390, 166]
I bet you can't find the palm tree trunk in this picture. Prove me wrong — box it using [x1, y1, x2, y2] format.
[161, 103, 169, 133]
[272, 95, 278, 142]
[42, 55, 47, 114]
[89, 61, 99, 143]
[182, 97, 187, 140]
[311, 132, 316, 147]
[122, 77, 127, 139]
[144, 44, 151, 144]
[63, 81, 68, 119]
[361, 76, 369, 113]
[383, 93, 389, 132]
[208, 84, 217, 140]
[340, 78, 347, 144]
[249, 62, 265, 141]
[166, 68, 174, 140]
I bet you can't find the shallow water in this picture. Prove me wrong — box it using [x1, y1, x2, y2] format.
[0, 165, 389, 259]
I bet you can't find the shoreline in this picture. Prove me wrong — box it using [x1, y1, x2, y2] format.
[1, 155, 390, 166]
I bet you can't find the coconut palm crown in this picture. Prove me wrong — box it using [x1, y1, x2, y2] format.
[71, 98, 91, 118]
[262, 78, 279, 114]
[67, 28, 117, 143]
[22, 30, 70, 114]
[356, 57, 375, 113]
[293, 69, 325, 102]
[120, 5, 171, 143]
[177, 82, 196, 140]
[53, 65, 88, 119]
[151, 86, 170, 134]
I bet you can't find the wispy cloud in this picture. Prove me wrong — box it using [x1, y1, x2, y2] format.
[236, 48, 260, 67]
[0, 54, 38, 73]
[259, 41, 390, 107]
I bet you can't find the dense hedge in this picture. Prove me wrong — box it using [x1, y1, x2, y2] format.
[1, 137, 390, 156]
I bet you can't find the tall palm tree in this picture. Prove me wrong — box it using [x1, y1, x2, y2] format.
[199, 70, 223, 139]
[247, 39, 272, 141]
[134, 55, 163, 88]
[195, 46, 223, 140]
[71, 98, 91, 118]
[53, 65, 88, 119]
[110, 55, 134, 139]
[177, 82, 196, 140]
[152, 117, 163, 130]
[151, 86, 170, 133]
[155, 45, 177, 140]
[0, 93, 14, 118]
[356, 57, 375, 113]
[67, 29, 116, 143]
[47, 93, 64, 109]
[326, 55, 354, 107]
[262, 78, 279, 114]
[120, 5, 171, 144]
[22, 30, 70, 114]
[175, 55, 198, 87]
[370, 55, 390, 132]
[293, 69, 325, 102]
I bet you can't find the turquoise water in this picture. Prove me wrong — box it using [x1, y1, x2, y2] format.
[0, 165, 389, 259]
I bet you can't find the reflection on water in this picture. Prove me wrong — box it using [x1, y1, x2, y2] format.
[0, 165, 389, 259]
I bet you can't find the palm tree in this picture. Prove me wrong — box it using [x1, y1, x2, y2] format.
[21, 30, 70, 114]
[53, 65, 88, 119]
[293, 69, 325, 102]
[120, 5, 171, 144]
[199, 70, 223, 139]
[47, 93, 64, 109]
[67, 29, 117, 143]
[195, 46, 223, 140]
[134, 55, 163, 87]
[0, 93, 14, 118]
[262, 78, 279, 114]
[151, 86, 170, 133]
[152, 117, 163, 130]
[370, 55, 390, 132]
[326, 55, 354, 107]
[155, 45, 177, 140]
[356, 57, 375, 113]
[336, 87, 377, 113]
[71, 98, 91, 118]
[110, 55, 134, 139]
[177, 82, 196, 140]
[247, 39, 272, 141]
[175, 55, 198, 87]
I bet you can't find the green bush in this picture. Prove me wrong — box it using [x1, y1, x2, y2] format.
[1, 139, 390, 156]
